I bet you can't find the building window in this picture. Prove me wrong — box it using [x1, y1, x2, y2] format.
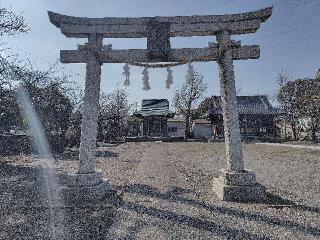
[259, 127, 267, 133]
[168, 127, 177, 132]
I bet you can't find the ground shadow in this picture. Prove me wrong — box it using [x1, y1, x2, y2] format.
[1, 161, 319, 239]
[117, 183, 320, 237]
[122, 201, 271, 240]
[57, 149, 119, 161]
[261, 191, 320, 214]
[0, 161, 119, 240]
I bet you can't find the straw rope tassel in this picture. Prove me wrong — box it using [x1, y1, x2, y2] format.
[142, 67, 150, 91]
[166, 67, 173, 89]
[186, 63, 194, 84]
[122, 63, 130, 86]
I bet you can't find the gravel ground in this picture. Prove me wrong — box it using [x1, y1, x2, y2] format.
[0, 142, 319, 239]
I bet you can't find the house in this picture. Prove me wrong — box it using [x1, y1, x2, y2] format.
[205, 95, 278, 138]
[167, 119, 185, 138]
[191, 119, 213, 139]
[133, 99, 174, 137]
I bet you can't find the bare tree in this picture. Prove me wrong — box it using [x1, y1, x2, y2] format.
[0, 8, 29, 36]
[294, 78, 320, 142]
[277, 77, 320, 142]
[98, 89, 132, 142]
[173, 71, 207, 138]
[277, 71, 290, 139]
[277, 78, 299, 141]
[196, 96, 213, 118]
[0, 8, 78, 154]
[0, 7, 30, 88]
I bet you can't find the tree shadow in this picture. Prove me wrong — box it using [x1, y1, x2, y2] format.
[122, 219, 149, 240]
[1, 161, 319, 239]
[0, 162, 40, 181]
[118, 183, 320, 237]
[0, 161, 119, 240]
[122, 201, 271, 240]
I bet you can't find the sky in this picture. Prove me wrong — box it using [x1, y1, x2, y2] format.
[1, 0, 320, 106]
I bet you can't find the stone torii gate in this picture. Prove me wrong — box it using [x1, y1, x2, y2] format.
[48, 7, 272, 202]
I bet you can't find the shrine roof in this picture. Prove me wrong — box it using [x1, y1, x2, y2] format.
[210, 95, 277, 115]
[134, 99, 174, 117]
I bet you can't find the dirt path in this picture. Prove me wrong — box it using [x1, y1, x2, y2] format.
[107, 143, 215, 239]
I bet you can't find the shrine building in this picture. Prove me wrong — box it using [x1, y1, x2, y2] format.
[134, 99, 175, 138]
[208, 95, 277, 138]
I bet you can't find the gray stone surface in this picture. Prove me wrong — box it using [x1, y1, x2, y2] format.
[48, 7, 273, 37]
[220, 169, 256, 186]
[60, 170, 103, 187]
[59, 170, 116, 204]
[60, 46, 261, 64]
[217, 30, 244, 172]
[60, 179, 110, 203]
[212, 168, 265, 202]
[78, 34, 103, 174]
[48, 7, 273, 203]
[214, 30, 267, 202]
[49, 7, 271, 64]
[212, 177, 266, 202]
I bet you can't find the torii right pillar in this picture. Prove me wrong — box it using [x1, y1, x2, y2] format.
[212, 30, 265, 202]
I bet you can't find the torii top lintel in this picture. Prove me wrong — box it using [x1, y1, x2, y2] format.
[48, 7, 272, 63]
[48, 7, 272, 38]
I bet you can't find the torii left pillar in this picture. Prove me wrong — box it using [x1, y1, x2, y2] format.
[61, 34, 111, 202]
[79, 34, 102, 174]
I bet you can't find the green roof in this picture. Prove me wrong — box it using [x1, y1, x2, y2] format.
[135, 99, 174, 117]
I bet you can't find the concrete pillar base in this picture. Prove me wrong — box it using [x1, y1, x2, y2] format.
[60, 171, 118, 205]
[212, 169, 266, 202]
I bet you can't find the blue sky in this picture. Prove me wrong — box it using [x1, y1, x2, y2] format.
[2, 0, 320, 105]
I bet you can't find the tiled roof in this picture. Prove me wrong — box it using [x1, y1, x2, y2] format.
[211, 95, 277, 115]
[135, 99, 173, 117]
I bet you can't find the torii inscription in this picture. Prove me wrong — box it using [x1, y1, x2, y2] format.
[48, 7, 272, 202]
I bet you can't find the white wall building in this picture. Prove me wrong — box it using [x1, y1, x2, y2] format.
[191, 119, 213, 139]
[167, 120, 185, 138]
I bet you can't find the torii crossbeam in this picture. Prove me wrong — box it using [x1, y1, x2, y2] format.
[48, 7, 272, 202]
